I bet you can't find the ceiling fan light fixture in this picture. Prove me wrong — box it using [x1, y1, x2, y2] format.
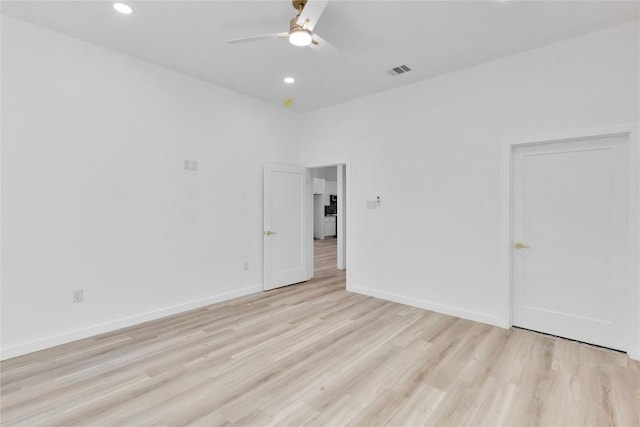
[289, 29, 312, 47]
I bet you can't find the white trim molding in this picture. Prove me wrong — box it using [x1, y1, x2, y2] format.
[500, 122, 640, 360]
[0, 285, 262, 360]
[348, 284, 505, 329]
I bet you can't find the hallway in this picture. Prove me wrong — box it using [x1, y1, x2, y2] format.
[313, 238, 341, 279]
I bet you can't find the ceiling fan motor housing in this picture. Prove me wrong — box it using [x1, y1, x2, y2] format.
[288, 17, 312, 46]
[289, 16, 306, 33]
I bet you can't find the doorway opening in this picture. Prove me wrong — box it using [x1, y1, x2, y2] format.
[309, 164, 346, 282]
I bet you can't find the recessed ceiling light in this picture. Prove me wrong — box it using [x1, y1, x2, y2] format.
[283, 77, 295, 84]
[113, 3, 133, 14]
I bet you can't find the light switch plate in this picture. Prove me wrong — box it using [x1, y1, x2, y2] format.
[184, 159, 198, 171]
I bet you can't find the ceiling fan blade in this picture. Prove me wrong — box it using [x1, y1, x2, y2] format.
[296, 0, 328, 32]
[308, 33, 338, 53]
[225, 33, 289, 44]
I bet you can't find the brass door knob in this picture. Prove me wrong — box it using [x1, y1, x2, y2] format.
[514, 242, 530, 249]
[265, 230, 276, 236]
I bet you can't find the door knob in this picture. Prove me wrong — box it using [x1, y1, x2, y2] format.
[265, 230, 276, 236]
[514, 242, 530, 249]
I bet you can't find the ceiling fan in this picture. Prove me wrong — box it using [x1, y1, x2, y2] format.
[225, 0, 335, 50]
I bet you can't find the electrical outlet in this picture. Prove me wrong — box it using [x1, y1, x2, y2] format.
[72, 289, 83, 303]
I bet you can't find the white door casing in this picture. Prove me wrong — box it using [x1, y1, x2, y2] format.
[512, 134, 628, 350]
[337, 164, 346, 270]
[264, 163, 310, 291]
[307, 163, 347, 276]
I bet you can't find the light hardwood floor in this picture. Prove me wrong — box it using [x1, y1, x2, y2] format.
[1, 239, 639, 426]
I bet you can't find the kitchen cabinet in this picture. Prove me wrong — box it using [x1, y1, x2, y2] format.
[324, 216, 336, 238]
[313, 178, 325, 195]
[324, 181, 337, 205]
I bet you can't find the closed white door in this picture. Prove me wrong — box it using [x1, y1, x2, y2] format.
[264, 164, 310, 291]
[512, 134, 628, 350]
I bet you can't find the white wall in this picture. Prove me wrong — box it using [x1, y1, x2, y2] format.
[311, 166, 337, 181]
[302, 22, 640, 350]
[1, 17, 300, 359]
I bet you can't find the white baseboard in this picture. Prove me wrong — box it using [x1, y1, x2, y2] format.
[0, 285, 262, 360]
[348, 284, 507, 329]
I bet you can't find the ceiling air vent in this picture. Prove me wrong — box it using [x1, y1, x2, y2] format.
[388, 64, 412, 76]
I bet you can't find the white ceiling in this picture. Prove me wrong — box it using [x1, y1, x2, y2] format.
[2, 1, 638, 112]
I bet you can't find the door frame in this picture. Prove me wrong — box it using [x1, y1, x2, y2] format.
[499, 122, 640, 360]
[306, 163, 349, 279]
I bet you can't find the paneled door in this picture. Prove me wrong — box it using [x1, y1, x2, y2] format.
[263, 163, 310, 291]
[512, 134, 628, 350]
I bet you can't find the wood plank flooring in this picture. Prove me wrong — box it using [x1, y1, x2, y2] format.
[1, 239, 639, 426]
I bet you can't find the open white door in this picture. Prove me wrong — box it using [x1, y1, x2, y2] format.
[264, 163, 310, 291]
